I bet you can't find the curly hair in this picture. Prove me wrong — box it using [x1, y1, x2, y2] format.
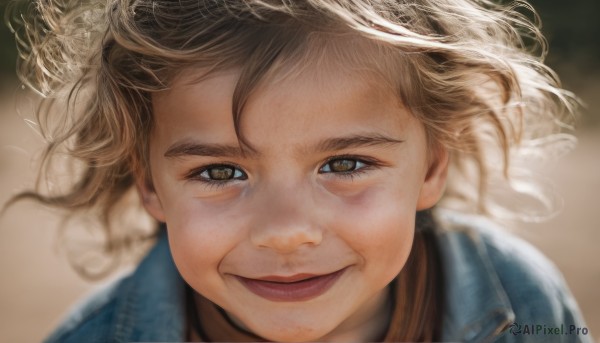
[8, 0, 575, 274]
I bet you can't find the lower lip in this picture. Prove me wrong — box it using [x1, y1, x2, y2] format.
[236, 268, 347, 302]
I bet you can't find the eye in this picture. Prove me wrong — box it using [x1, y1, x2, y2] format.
[319, 157, 367, 174]
[188, 164, 248, 183]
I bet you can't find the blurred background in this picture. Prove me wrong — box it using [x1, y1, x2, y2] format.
[0, 0, 598, 342]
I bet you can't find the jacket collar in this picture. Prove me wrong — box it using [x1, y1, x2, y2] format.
[111, 230, 187, 342]
[434, 209, 515, 342]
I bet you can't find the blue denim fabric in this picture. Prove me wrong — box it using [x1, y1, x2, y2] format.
[44, 210, 593, 342]
[434, 210, 592, 343]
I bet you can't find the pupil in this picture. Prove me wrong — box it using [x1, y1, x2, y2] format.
[331, 159, 355, 172]
[209, 167, 233, 180]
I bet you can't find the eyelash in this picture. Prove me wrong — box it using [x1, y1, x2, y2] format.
[185, 155, 379, 187]
[318, 155, 377, 180]
[185, 163, 248, 189]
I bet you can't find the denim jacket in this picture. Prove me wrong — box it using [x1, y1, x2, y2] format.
[44, 210, 593, 342]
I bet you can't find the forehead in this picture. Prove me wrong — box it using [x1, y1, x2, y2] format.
[151, 62, 413, 151]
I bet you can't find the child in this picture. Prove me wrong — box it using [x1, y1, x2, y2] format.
[9, 0, 592, 342]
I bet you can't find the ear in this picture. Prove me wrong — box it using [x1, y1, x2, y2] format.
[136, 176, 166, 223]
[416, 145, 449, 210]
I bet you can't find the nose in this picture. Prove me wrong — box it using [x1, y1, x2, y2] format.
[249, 184, 323, 254]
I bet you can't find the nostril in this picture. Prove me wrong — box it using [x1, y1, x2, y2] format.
[250, 226, 323, 253]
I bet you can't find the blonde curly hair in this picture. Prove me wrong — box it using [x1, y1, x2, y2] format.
[9, 0, 575, 273]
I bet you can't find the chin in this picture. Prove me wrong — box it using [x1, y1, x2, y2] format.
[259, 329, 327, 342]
[248, 318, 335, 342]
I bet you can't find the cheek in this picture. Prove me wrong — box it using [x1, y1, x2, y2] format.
[164, 198, 245, 293]
[329, 183, 418, 274]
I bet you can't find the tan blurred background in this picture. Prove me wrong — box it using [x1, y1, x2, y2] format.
[1, 1, 599, 342]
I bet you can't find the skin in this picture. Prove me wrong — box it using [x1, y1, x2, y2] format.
[138, 65, 448, 342]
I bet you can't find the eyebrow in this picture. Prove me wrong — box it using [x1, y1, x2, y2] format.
[313, 134, 404, 153]
[164, 133, 404, 159]
[164, 142, 249, 158]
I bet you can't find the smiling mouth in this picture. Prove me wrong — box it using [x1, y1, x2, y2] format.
[235, 268, 347, 302]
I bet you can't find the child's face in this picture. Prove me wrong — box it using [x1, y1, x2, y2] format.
[140, 65, 447, 341]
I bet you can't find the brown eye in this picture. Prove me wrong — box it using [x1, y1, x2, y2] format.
[320, 158, 365, 173]
[330, 159, 356, 172]
[208, 166, 233, 180]
[198, 165, 247, 181]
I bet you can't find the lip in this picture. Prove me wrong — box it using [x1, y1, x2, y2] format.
[235, 268, 347, 302]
